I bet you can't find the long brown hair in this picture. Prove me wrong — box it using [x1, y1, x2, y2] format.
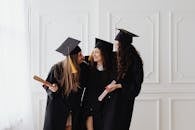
[60, 53, 80, 95]
[90, 49, 113, 71]
[117, 43, 141, 80]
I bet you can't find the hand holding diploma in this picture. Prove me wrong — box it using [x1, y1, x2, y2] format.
[33, 75, 58, 92]
[106, 83, 122, 93]
[98, 80, 116, 101]
[98, 80, 122, 101]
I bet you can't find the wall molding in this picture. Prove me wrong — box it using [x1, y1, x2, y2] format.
[135, 97, 160, 130]
[108, 11, 160, 84]
[168, 97, 195, 130]
[38, 13, 89, 77]
[169, 11, 195, 84]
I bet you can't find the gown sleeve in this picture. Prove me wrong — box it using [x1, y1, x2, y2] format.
[82, 86, 93, 118]
[118, 56, 144, 99]
[43, 64, 61, 98]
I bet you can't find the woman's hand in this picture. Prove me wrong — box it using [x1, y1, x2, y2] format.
[48, 84, 58, 92]
[106, 83, 122, 93]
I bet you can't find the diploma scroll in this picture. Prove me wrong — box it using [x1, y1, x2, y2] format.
[98, 80, 116, 101]
[33, 75, 52, 89]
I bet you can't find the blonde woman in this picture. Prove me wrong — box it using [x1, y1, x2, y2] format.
[43, 37, 89, 130]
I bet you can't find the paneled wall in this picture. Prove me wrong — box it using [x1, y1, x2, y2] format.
[29, 0, 195, 130]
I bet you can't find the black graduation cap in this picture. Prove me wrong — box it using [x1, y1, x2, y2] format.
[115, 28, 139, 44]
[95, 38, 113, 52]
[94, 38, 114, 70]
[56, 37, 81, 56]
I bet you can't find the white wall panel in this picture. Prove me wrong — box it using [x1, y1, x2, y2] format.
[108, 12, 159, 83]
[169, 97, 195, 130]
[130, 98, 160, 130]
[39, 14, 89, 77]
[169, 12, 195, 83]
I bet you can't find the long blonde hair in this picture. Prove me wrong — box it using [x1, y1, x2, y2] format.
[60, 54, 80, 95]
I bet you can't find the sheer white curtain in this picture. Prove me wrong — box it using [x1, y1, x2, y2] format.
[0, 0, 34, 130]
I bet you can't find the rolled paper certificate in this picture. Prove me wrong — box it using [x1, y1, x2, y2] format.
[33, 75, 52, 89]
[98, 80, 116, 101]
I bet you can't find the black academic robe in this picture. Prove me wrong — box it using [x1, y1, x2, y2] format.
[83, 53, 143, 130]
[112, 54, 144, 130]
[43, 61, 89, 130]
[82, 67, 116, 130]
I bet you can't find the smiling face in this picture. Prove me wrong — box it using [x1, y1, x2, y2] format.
[77, 51, 84, 64]
[92, 48, 102, 63]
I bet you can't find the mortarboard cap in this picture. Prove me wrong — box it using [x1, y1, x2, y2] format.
[95, 38, 113, 52]
[56, 37, 81, 56]
[115, 28, 139, 44]
[94, 38, 114, 70]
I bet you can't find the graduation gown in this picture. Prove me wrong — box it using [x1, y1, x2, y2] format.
[82, 67, 116, 130]
[112, 54, 144, 130]
[43, 61, 89, 130]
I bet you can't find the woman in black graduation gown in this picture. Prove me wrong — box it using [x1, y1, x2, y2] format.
[43, 37, 89, 130]
[82, 38, 120, 130]
[108, 29, 144, 130]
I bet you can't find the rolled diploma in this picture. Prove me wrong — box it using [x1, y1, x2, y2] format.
[33, 75, 52, 89]
[98, 80, 116, 101]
